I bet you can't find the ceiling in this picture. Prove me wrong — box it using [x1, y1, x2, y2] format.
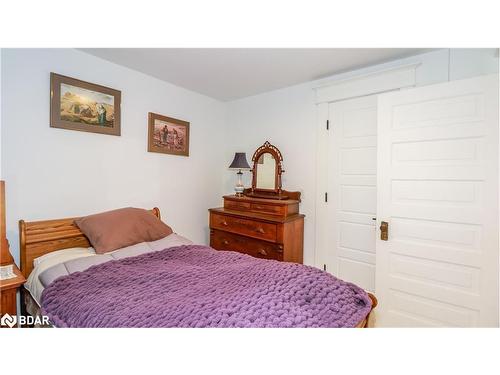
[81, 48, 432, 101]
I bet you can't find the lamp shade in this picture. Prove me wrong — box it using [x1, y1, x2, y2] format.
[229, 152, 251, 170]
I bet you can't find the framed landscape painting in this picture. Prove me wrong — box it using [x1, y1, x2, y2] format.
[148, 112, 190, 156]
[50, 73, 121, 136]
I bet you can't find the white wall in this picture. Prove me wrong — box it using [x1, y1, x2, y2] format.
[225, 84, 318, 265]
[2, 48, 498, 269]
[226, 48, 499, 267]
[1, 49, 228, 265]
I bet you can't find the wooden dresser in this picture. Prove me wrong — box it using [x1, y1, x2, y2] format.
[209, 195, 305, 263]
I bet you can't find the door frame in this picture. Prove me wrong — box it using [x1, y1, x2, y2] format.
[314, 63, 419, 272]
[326, 95, 378, 291]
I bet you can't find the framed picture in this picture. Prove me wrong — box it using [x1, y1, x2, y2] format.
[50, 72, 121, 136]
[148, 112, 190, 157]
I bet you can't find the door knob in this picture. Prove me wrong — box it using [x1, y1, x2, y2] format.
[380, 221, 389, 241]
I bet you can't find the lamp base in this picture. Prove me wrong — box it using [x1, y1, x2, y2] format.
[234, 184, 245, 197]
[234, 169, 245, 197]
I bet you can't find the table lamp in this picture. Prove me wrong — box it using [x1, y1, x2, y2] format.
[229, 153, 251, 196]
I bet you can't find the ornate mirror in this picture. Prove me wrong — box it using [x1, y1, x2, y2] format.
[246, 141, 286, 198]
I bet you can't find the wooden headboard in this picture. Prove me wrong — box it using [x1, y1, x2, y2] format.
[19, 207, 161, 278]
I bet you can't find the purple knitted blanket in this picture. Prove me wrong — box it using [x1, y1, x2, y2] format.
[41, 245, 372, 328]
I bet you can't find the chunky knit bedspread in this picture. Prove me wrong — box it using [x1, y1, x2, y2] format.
[41, 245, 372, 328]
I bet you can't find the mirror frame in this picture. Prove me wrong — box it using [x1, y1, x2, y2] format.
[250, 141, 284, 194]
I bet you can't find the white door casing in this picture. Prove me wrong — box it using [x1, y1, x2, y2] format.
[314, 63, 419, 273]
[376, 74, 499, 327]
[327, 95, 378, 292]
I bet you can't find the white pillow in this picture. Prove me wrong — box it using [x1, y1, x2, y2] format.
[26, 247, 97, 306]
[33, 247, 96, 267]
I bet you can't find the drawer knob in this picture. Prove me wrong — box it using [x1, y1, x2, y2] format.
[258, 249, 268, 256]
[223, 240, 229, 245]
[256, 227, 265, 234]
[277, 245, 283, 252]
[222, 221, 228, 226]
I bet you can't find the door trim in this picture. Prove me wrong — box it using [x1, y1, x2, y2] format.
[314, 66, 418, 271]
[314, 63, 419, 104]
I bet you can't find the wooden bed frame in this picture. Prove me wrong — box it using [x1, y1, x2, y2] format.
[18, 206, 376, 328]
[358, 293, 377, 327]
[19, 207, 161, 279]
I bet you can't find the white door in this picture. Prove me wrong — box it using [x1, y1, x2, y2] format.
[327, 95, 378, 292]
[376, 74, 499, 327]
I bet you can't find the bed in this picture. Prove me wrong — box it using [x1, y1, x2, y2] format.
[19, 207, 377, 328]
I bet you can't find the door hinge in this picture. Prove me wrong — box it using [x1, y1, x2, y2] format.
[324, 192, 328, 202]
[323, 264, 327, 271]
[326, 120, 329, 130]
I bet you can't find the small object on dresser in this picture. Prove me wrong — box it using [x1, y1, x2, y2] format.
[228, 152, 251, 197]
[0, 264, 26, 327]
[0, 264, 15, 280]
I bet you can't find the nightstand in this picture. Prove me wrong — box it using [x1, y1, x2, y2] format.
[0, 264, 26, 328]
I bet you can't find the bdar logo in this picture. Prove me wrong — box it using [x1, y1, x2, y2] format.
[1, 313, 17, 328]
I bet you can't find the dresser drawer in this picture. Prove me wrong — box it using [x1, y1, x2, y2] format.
[224, 200, 251, 211]
[250, 202, 283, 216]
[210, 230, 283, 261]
[210, 212, 277, 242]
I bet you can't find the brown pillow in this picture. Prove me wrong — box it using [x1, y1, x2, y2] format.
[74, 207, 173, 254]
